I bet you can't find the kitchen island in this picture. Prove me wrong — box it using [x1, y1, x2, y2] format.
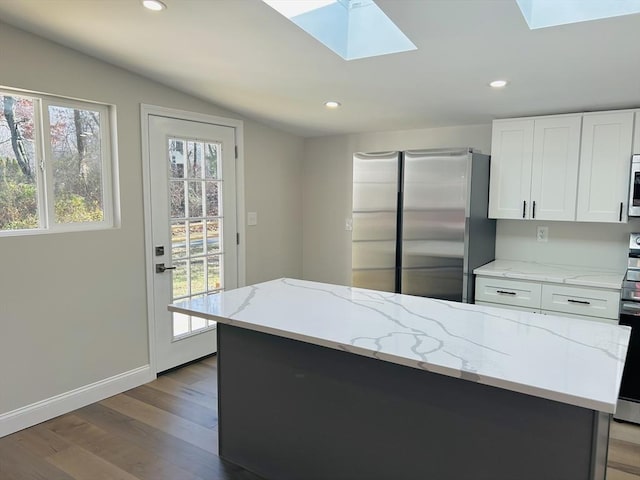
[169, 278, 631, 480]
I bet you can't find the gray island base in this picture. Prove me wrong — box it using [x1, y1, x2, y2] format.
[169, 279, 630, 480]
[218, 324, 608, 480]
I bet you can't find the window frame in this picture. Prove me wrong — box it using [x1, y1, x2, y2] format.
[0, 88, 118, 236]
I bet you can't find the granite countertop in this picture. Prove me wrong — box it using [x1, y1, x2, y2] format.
[474, 259, 626, 289]
[169, 278, 630, 413]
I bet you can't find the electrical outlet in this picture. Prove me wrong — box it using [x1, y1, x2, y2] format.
[247, 212, 258, 226]
[537, 226, 549, 243]
[345, 218, 353, 231]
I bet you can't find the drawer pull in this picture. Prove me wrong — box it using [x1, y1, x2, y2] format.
[496, 290, 517, 296]
[567, 299, 590, 305]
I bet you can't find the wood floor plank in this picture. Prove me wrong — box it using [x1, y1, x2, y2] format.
[100, 393, 218, 454]
[612, 420, 640, 444]
[608, 438, 640, 476]
[608, 468, 640, 480]
[12, 423, 73, 458]
[46, 414, 203, 480]
[46, 445, 141, 480]
[74, 402, 226, 480]
[144, 374, 216, 409]
[0, 438, 76, 480]
[162, 363, 212, 385]
[123, 384, 217, 428]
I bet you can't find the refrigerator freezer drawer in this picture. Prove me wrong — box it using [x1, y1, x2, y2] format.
[353, 182, 397, 211]
[352, 240, 396, 269]
[352, 212, 397, 241]
[402, 210, 465, 241]
[401, 265, 463, 301]
[352, 269, 395, 293]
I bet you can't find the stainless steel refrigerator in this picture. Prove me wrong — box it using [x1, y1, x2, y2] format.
[351, 148, 495, 302]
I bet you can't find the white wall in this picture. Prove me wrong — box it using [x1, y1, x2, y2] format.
[302, 125, 492, 285]
[0, 22, 303, 419]
[496, 219, 638, 272]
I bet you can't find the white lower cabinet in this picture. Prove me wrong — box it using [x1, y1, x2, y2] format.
[475, 277, 541, 309]
[475, 276, 620, 323]
[475, 301, 539, 314]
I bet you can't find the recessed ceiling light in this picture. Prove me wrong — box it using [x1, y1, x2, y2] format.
[142, 0, 166, 11]
[324, 101, 341, 109]
[489, 80, 508, 88]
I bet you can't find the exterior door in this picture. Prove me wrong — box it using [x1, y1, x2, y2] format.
[148, 114, 237, 372]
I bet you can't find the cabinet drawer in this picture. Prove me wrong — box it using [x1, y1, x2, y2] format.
[540, 285, 620, 320]
[476, 301, 539, 314]
[475, 277, 542, 309]
[539, 309, 618, 325]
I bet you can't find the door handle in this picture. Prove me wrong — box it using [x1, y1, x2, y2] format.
[522, 201, 526, 219]
[532, 201, 536, 219]
[156, 263, 177, 273]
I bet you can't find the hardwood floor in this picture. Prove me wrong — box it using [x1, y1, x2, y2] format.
[1, 354, 639, 479]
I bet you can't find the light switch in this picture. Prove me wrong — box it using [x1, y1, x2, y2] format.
[248, 211, 258, 226]
[345, 218, 353, 231]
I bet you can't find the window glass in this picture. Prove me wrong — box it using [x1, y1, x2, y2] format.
[0, 89, 115, 234]
[49, 105, 104, 224]
[0, 95, 38, 230]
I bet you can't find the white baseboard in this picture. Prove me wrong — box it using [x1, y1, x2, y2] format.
[0, 365, 155, 438]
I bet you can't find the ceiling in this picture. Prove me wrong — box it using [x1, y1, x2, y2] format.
[0, 0, 639, 137]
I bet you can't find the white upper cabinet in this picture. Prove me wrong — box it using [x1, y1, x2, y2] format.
[489, 115, 581, 220]
[530, 115, 582, 221]
[488, 119, 534, 219]
[577, 111, 634, 223]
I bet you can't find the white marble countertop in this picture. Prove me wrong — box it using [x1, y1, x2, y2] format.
[169, 278, 630, 413]
[474, 260, 625, 289]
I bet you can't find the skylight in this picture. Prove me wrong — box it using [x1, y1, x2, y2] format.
[516, 0, 640, 29]
[262, 0, 417, 61]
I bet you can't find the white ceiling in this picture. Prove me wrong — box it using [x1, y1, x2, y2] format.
[0, 0, 639, 137]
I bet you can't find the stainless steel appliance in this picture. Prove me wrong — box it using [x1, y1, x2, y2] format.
[628, 155, 640, 217]
[351, 148, 496, 302]
[616, 233, 640, 424]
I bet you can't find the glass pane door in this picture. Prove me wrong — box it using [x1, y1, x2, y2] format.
[168, 138, 224, 339]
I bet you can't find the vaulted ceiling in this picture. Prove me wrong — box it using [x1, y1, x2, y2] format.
[0, 0, 639, 137]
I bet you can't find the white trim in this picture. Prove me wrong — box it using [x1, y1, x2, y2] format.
[0, 365, 154, 438]
[140, 104, 246, 376]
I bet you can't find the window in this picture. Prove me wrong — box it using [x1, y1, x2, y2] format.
[0, 89, 116, 234]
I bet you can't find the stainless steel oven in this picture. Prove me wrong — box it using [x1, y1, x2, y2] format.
[628, 155, 640, 217]
[615, 233, 640, 424]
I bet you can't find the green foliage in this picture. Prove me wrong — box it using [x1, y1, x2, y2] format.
[54, 193, 103, 223]
[0, 157, 38, 230]
[0, 156, 103, 230]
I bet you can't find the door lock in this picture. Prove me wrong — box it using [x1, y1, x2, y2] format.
[156, 263, 176, 273]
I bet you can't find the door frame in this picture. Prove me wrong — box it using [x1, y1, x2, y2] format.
[140, 104, 246, 376]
